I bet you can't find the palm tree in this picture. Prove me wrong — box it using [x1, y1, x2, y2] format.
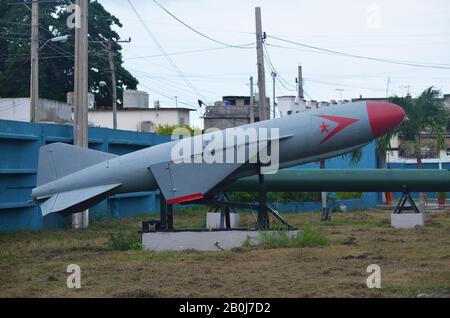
[376, 87, 449, 204]
[377, 87, 448, 169]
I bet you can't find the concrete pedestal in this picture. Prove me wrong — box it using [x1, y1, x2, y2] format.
[391, 213, 425, 229]
[142, 230, 299, 252]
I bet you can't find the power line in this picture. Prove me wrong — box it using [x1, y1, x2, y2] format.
[127, 0, 207, 106]
[305, 78, 387, 93]
[262, 44, 297, 92]
[124, 45, 255, 61]
[267, 35, 450, 70]
[151, 0, 254, 49]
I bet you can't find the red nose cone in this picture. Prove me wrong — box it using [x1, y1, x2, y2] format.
[366, 101, 405, 138]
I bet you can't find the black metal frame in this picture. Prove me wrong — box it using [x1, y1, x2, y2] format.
[393, 188, 421, 214]
[141, 173, 298, 233]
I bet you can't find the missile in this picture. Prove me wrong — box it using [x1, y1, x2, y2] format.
[32, 101, 405, 216]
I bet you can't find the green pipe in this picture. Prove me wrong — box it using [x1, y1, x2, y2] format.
[228, 169, 450, 193]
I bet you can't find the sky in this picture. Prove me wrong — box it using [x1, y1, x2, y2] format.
[99, 0, 450, 128]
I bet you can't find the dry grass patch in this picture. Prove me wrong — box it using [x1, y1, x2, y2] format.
[0, 209, 449, 298]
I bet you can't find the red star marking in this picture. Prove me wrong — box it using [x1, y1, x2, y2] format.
[316, 115, 360, 144]
[320, 123, 330, 134]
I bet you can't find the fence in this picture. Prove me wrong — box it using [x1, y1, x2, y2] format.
[0, 119, 171, 232]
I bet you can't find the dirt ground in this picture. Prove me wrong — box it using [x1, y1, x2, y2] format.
[0, 209, 449, 298]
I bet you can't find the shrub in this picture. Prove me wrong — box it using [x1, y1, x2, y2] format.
[336, 192, 363, 200]
[229, 192, 320, 203]
[260, 226, 329, 248]
[107, 230, 143, 251]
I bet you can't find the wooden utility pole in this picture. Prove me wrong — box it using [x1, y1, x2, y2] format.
[255, 7, 267, 121]
[73, 0, 89, 229]
[298, 65, 304, 99]
[107, 39, 118, 129]
[320, 159, 331, 221]
[30, 0, 39, 122]
[386, 77, 391, 98]
[249, 76, 255, 123]
[271, 71, 277, 119]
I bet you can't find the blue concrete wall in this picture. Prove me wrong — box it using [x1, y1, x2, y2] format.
[2, 119, 444, 231]
[388, 162, 445, 199]
[274, 193, 379, 213]
[0, 119, 171, 232]
[279, 142, 381, 212]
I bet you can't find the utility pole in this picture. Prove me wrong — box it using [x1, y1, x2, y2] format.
[335, 88, 345, 100]
[386, 77, 391, 98]
[30, 0, 39, 122]
[107, 39, 118, 129]
[271, 71, 277, 119]
[298, 65, 304, 99]
[249, 76, 255, 123]
[255, 7, 267, 122]
[73, 0, 89, 229]
[101, 38, 131, 129]
[402, 85, 411, 96]
[320, 159, 331, 221]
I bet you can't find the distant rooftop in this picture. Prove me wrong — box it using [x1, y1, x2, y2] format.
[90, 107, 196, 112]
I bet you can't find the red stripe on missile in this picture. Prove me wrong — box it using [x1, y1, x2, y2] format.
[167, 193, 205, 205]
[316, 115, 360, 145]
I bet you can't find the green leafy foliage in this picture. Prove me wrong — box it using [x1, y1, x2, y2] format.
[107, 230, 143, 251]
[336, 192, 363, 200]
[0, 0, 138, 106]
[260, 226, 329, 248]
[155, 124, 195, 136]
[437, 192, 447, 199]
[229, 192, 320, 203]
[377, 88, 449, 167]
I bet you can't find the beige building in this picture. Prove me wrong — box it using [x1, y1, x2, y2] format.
[88, 107, 194, 132]
[203, 96, 270, 130]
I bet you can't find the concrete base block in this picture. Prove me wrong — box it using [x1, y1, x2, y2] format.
[143, 230, 299, 252]
[391, 213, 425, 229]
[206, 213, 240, 229]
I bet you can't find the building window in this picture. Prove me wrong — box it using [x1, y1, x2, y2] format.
[179, 117, 186, 125]
[287, 111, 293, 115]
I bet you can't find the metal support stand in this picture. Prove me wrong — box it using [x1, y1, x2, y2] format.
[321, 208, 332, 221]
[208, 193, 234, 229]
[257, 173, 269, 230]
[394, 188, 421, 214]
[159, 192, 174, 231]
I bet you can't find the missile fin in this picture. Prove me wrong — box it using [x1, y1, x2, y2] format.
[37, 143, 117, 187]
[40, 183, 121, 216]
[150, 162, 243, 204]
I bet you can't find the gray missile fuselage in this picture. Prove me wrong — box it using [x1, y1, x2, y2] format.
[32, 100, 405, 215]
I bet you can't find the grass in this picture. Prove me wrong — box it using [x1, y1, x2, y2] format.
[260, 226, 329, 248]
[0, 208, 449, 298]
[107, 231, 143, 251]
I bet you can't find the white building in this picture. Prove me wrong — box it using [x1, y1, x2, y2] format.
[87, 90, 195, 132]
[0, 98, 72, 124]
[88, 107, 194, 132]
[277, 95, 339, 117]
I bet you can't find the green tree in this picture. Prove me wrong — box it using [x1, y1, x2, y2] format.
[155, 124, 195, 136]
[0, 0, 138, 107]
[377, 87, 448, 169]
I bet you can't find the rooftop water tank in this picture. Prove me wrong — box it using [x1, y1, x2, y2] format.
[123, 90, 149, 109]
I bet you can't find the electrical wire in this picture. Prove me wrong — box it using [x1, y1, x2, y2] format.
[127, 0, 207, 106]
[124, 45, 255, 61]
[151, 0, 254, 49]
[267, 35, 450, 70]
